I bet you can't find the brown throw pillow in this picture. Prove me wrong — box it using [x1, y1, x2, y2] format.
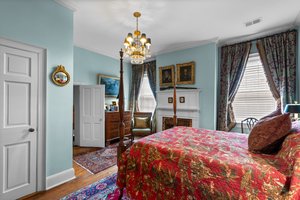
[134, 117, 150, 128]
[259, 106, 282, 120]
[248, 113, 291, 154]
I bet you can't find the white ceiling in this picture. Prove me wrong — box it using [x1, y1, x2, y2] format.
[58, 0, 300, 60]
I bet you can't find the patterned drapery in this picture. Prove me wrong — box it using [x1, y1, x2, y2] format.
[145, 60, 157, 132]
[129, 64, 144, 113]
[145, 61, 156, 98]
[256, 30, 297, 109]
[217, 42, 252, 131]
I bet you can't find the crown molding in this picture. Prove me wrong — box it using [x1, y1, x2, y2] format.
[156, 37, 219, 56]
[219, 24, 295, 46]
[74, 44, 131, 63]
[75, 38, 219, 62]
[54, 0, 77, 12]
[144, 57, 157, 62]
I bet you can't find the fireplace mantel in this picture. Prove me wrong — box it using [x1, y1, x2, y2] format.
[156, 89, 200, 131]
[156, 107, 200, 112]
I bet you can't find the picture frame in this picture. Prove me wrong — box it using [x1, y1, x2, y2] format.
[168, 97, 173, 103]
[179, 96, 185, 103]
[97, 74, 120, 97]
[159, 65, 175, 87]
[176, 61, 195, 85]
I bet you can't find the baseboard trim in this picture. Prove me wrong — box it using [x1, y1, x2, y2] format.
[46, 168, 75, 190]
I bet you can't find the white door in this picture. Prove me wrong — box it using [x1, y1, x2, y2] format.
[0, 45, 38, 199]
[79, 85, 105, 147]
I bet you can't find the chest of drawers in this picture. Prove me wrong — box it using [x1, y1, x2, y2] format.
[105, 111, 132, 146]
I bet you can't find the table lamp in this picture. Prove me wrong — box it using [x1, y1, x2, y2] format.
[284, 104, 300, 120]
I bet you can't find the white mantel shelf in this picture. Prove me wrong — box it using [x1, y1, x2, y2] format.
[156, 89, 200, 131]
[156, 107, 200, 112]
[156, 88, 201, 93]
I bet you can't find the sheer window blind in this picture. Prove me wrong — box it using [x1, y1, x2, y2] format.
[232, 53, 276, 122]
[138, 73, 156, 112]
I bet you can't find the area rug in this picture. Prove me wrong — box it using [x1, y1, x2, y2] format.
[73, 145, 117, 174]
[61, 173, 129, 200]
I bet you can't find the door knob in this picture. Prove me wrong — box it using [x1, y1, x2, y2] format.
[28, 128, 35, 132]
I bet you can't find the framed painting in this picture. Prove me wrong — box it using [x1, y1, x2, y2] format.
[97, 74, 120, 97]
[176, 61, 195, 85]
[159, 65, 175, 87]
[179, 96, 185, 103]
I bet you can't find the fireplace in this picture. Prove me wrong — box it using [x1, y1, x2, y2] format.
[162, 117, 192, 130]
[156, 89, 200, 132]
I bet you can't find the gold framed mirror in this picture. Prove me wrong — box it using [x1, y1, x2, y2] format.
[52, 65, 70, 86]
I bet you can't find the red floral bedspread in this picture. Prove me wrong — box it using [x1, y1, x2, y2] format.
[117, 126, 300, 200]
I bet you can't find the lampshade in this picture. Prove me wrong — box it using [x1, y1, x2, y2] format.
[284, 104, 300, 113]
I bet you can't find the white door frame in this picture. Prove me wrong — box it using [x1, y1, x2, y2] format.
[0, 37, 46, 191]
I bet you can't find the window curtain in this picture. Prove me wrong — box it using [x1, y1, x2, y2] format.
[129, 64, 144, 113]
[217, 42, 252, 131]
[145, 60, 157, 132]
[256, 30, 297, 109]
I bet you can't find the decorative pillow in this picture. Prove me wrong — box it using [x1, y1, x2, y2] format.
[259, 106, 282, 120]
[248, 113, 291, 154]
[134, 117, 150, 129]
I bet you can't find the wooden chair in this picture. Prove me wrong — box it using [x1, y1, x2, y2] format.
[131, 112, 153, 140]
[241, 117, 258, 133]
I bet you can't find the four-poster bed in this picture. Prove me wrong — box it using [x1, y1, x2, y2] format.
[116, 50, 300, 199]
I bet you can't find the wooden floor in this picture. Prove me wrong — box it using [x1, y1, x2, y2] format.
[20, 146, 118, 200]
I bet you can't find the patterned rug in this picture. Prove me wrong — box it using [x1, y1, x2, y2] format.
[73, 145, 117, 174]
[61, 173, 129, 200]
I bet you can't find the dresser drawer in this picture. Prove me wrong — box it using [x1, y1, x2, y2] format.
[105, 111, 132, 146]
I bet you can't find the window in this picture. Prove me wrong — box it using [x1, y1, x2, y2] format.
[138, 73, 156, 112]
[232, 53, 276, 122]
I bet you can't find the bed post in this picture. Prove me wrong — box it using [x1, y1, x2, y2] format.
[118, 49, 126, 159]
[173, 70, 177, 126]
[117, 49, 126, 200]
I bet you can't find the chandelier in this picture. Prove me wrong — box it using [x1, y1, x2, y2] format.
[123, 12, 151, 64]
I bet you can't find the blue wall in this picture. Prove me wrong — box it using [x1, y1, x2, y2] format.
[0, 0, 73, 176]
[156, 43, 218, 130]
[74, 46, 131, 108]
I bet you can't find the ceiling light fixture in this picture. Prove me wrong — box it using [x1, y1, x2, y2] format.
[123, 12, 151, 64]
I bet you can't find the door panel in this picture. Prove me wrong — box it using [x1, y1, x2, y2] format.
[5, 53, 31, 76]
[5, 142, 30, 191]
[93, 123, 101, 140]
[83, 123, 92, 140]
[0, 45, 38, 200]
[5, 81, 30, 127]
[83, 88, 92, 116]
